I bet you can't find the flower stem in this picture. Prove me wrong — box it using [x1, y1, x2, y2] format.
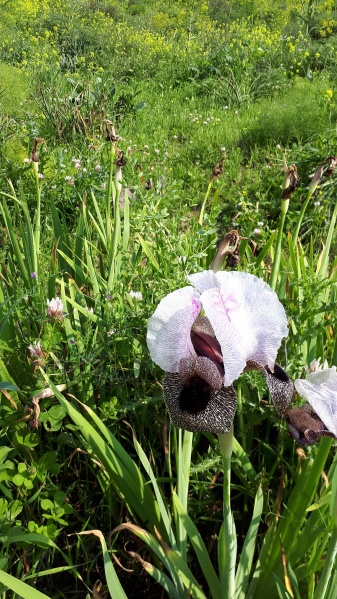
[218, 426, 237, 598]
[292, 191, 311, 247]
[106, 140, 116, 249]
[269, 205, 287, 290]
[199, 180, 213, 226]
[33, 162, 41, 276]
[176, 429, 193, 561]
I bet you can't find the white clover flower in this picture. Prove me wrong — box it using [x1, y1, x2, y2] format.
[95, 164, 101, 172]
[130, 290, 143, 301]
[254, 228, 261, 235]
[286, 366, 337, 444]
[28, 341, 44, 359]
[305, 357, 329, 374]
[147, 270, 292, 433]
[47, 297, 64, 319]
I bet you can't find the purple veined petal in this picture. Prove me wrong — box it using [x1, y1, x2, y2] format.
[295, 374, 337, 437]
[200, 286, 247, 385]
[147, 286, 201, 373]
[187, 270, 217, 294]
[214, 271, 287, 374]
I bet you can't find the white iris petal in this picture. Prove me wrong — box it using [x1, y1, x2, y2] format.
[147, 286, 201, 372]
[295, 368, 337, 436]
[147, 270, 288, 385]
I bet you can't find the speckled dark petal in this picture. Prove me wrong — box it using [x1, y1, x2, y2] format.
[246, 361, 294, 414]
[163, 372, 237, 434]
[285, 405, 337, 445]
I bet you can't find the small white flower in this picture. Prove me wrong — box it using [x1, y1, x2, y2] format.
[101, 182, 106, 190]
[154, 149, 160, 155]
[144, 144, 149, 150]
[254, 228, 261, 235]
[24, 157, 31, 163]
[82, 167, 87, 173]
[305, 357, 330, 374]
[95, 164, 101, 172]
[221, 147, 226, 153]
[130, 290, 143, 301]
[38, 173, 43, 179]
[276, 144, 281, 150]
[173, 135, 178, 140]
[47, 297, 64, 319]
[314, 201, 320, 207]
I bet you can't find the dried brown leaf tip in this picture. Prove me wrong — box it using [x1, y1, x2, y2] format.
[30, 138, 45, 162]
[309, 155, 337, 193]
[115, 149, 127, 167]
[210, 150, 226, 182]
[282, 162, 300, 200]
[105, 120, 118, 143]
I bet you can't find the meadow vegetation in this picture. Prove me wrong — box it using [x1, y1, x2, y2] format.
[0, 0, 337, 597]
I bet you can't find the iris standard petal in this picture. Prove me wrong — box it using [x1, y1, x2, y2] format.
[294, 374, 337, 437]
[163, 372, 238, 434]
[200, 286, 247, 386]
[187, 270, 217, 294]
[212, 271, 288, 381]
[147, 286, 201, 372]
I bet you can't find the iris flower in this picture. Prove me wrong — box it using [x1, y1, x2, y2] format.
[286, 366, 337, 444]
[147, 270, 293, 434]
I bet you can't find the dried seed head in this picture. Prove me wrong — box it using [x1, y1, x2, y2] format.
[114, 149, 127, 168]
[30, 138, 45, 162]
[282, 163, 300, 200]
[210, 152, 226, 182]
[105, 121, 118, 143]
[308, 155, 337, 195]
